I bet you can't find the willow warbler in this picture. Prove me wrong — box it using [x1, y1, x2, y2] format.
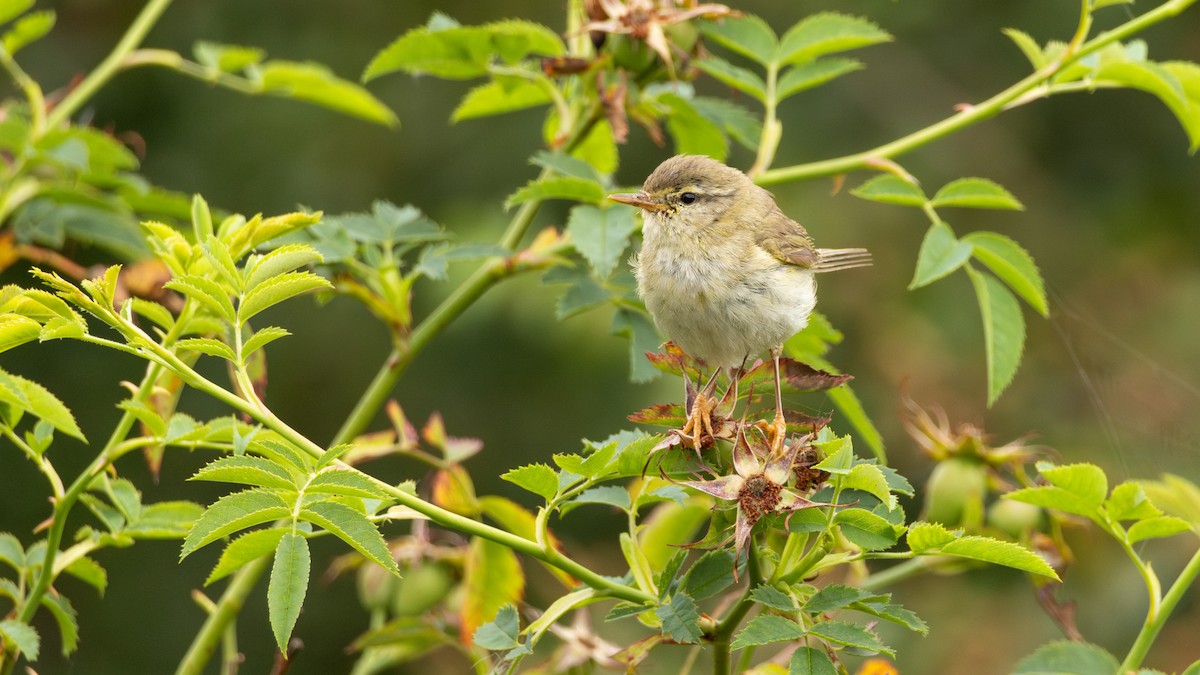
[610, 155, 870, 451]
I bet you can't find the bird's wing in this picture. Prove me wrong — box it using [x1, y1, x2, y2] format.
[755, 206, 820, 268]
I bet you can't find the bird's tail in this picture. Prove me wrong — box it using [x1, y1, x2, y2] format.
[814, 248, 872, 273]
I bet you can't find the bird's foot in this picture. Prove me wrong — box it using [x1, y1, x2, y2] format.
[754, 412, 789, 455]
[678, 389, 719, 455]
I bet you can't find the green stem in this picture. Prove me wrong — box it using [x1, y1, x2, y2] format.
[755, 0, 1198, 187]
[747, 62, 781, 178]
[859, 556, 928, 591]
[44, 0, 176, 130]
[122, 48, 261, 94]
[0, 49, 46, 133]
[175, 556, 268, 675]
[1119, 545, 1200, 672]
[712, 546, 764, 675]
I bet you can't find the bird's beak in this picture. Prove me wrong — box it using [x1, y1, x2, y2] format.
[609, 192, 667, 212]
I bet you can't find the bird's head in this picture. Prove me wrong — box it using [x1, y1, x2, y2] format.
[609, 155, 755, 234]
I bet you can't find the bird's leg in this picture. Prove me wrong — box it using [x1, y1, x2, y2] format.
[768, 347, 788, 453]
[679, 367, 722, 454]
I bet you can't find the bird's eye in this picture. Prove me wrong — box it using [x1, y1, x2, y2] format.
[680, 192, 697, 204]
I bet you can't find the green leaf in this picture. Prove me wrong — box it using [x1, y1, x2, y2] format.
[363, 19, 562, 81]
[1138, 474, 1200, 531]
[834, 507, 904, 551]
[206, 527, 287, 585]
[300, 500, 399, 574]
[660, 93, 728, 161]
[181, 488, 292, 558]
[241, 326, 291, 361]
[910, 221, 973, 290]
[1012, 640, 1120, 674]
[0, 314, 40, 353]
[813, 436, 853, 475]
[200, 236, 241, 291]
[0, 367, 85, 441]
[0, 0, 33, 26]
[850, 174, 927, 207]
[1127, 516, 1192, 543]
[193, 41, 265, 72]
[778, 57, 863, 99]
[932, 177, 1024, 210]
[473, 604, 521, 650]
[854, 600, 929, 634]
[258, 61, 398, 127]
[238, 271, 331, 324]
[827, 385, 885, 463]
[1007, 462, 1108, 519]
[530, 150, 603, 183]
[40, 592, 78, 655]
[682, 550, 735, 601]
[567, 204, 638, 279]
[165, 275, 237, 323]
[128, 501, 205, 539]
[656, 592, 702, 644]
[731, 614, 805, 649]
[1, 9, 53, 54]
[790, 646, 838, 675]
[176, 337, 237, 362]
[749, 585, 795, 611]
[505, 176, 605, 209]
[307, 469, 392, 500]
[695, 56, 767, 101]
[613, 308, 662, 383]
[244, 244, 324, 292]
[931, 532, 1058, 579]
[452, 78, 552, 122]
[0, 533, 23, 571]
[1003, 28, 1047, 69]
[805, 584, 878, 613]
[962, 232, 1047, 316]
[967, 266, 1025, 406]
[1097, 61, 1196, 151]
[906, 521, 956, 553]
[267, 531, 310, 652]
[699, 15, 777, 65]
[0, 619, 39, 660]
[545, 266, 611, 319]
[191, 456, 298, 490]
[63, 556, 106, 595]
[690, 96, 762, 151]
[778, 12, 891, 65]
[807, 620, 893, 656]
[1160, 61, 1200, 153]
[501, 463, 560, 501]
[462, 537, 525, 650]
[1105, 482, 1162, 522]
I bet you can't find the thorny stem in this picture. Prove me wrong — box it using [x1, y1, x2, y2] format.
[1119, 545, 1200, 672]
[755, 0, 1199, 187]
[44, 0, 176, 130]
[175, 556, 268, 675]
[712, 545, 764, 675]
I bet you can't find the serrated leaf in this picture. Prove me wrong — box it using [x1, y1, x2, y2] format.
[501, 463, 559, 501]
[364, 19, 561, 82]
[941, 535, 1058, 578]
[191, 455, 298, 490]
[238, 271, 331, 323]
[300, 500, 398, 574]
[40, 592, 78, 655]
[690, 96, 763, 151]
[259, 60, 398, 127]
[0, 314, 40, 353]
[813, 436, 853, 475]
[563, 485, 632, 513]
[505, 176, 605, 209]
[461, 536, 525, 644]
[165, 275, 236, 323]
[307, 468, 391, 500]
[656, 592, 702, 643]
[267, 531, 310, 652]
[1003, 28, 1047, 69]
[612, 308, 662, 383]
[682, 550, 734, 601]
[206, 527, 287, 585]
[807, 620, 893, 656]
[1008, 463, 1107, 519]
[845, 465, 896, 509]
[834, 507, 903, 551]
[932, 178, 1024, 210]
[63, 556, 106, 595]
[530, 150, 603, 183]
[473, 604, 521, 650]
[778, 12, 891, 65]
[962, 231, 1048, 316]
[181, 488, 292, 557]
[854, 600, 929, 634]
[0, 619, 39, 660]
[731, 614, 805, 649]
[850, 174, 927, 206]
[567, 204, 638, 279]
[778, 57, 863, 99]
[193, 41, 265, 72]
[1138, 474, 1200, 530]
[1012, 640, 1120, 674]
[790, 646, 837, 675]
[1127, 516, 1192, 543]
[967, 266, 1025, 406]
[1097, 60, 1196, 150]
[452, 78, 551, 122]
[1160, 61, 1200, 153]
[128, 501, 205, 539]
[695, 56, 767, 101]
[1105, 482, 1162, 522]
[0, 367, 85, 441]
[805, 584, 879, 613]
[906, 521, 956, 553]
[0, 533, 24, 571]
[241, 326, 291, 361]
[2, 9, 53, 54]
[176, 337, 237, 361]
[201, 236, 241, 291]
[749, 585, 795, 611]
[129, 298, 174, 331]
[699, 15, 777, 65]
[660, 93, 728, 161]
[549, 268, 611, 319]
[244, 244, 324, 292]
[910, 221, 972, 290]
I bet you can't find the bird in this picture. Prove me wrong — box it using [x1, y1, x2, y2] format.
[609, 154, 870, 453]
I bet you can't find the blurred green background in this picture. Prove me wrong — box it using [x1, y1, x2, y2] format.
[3, 0, 1200, 672]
